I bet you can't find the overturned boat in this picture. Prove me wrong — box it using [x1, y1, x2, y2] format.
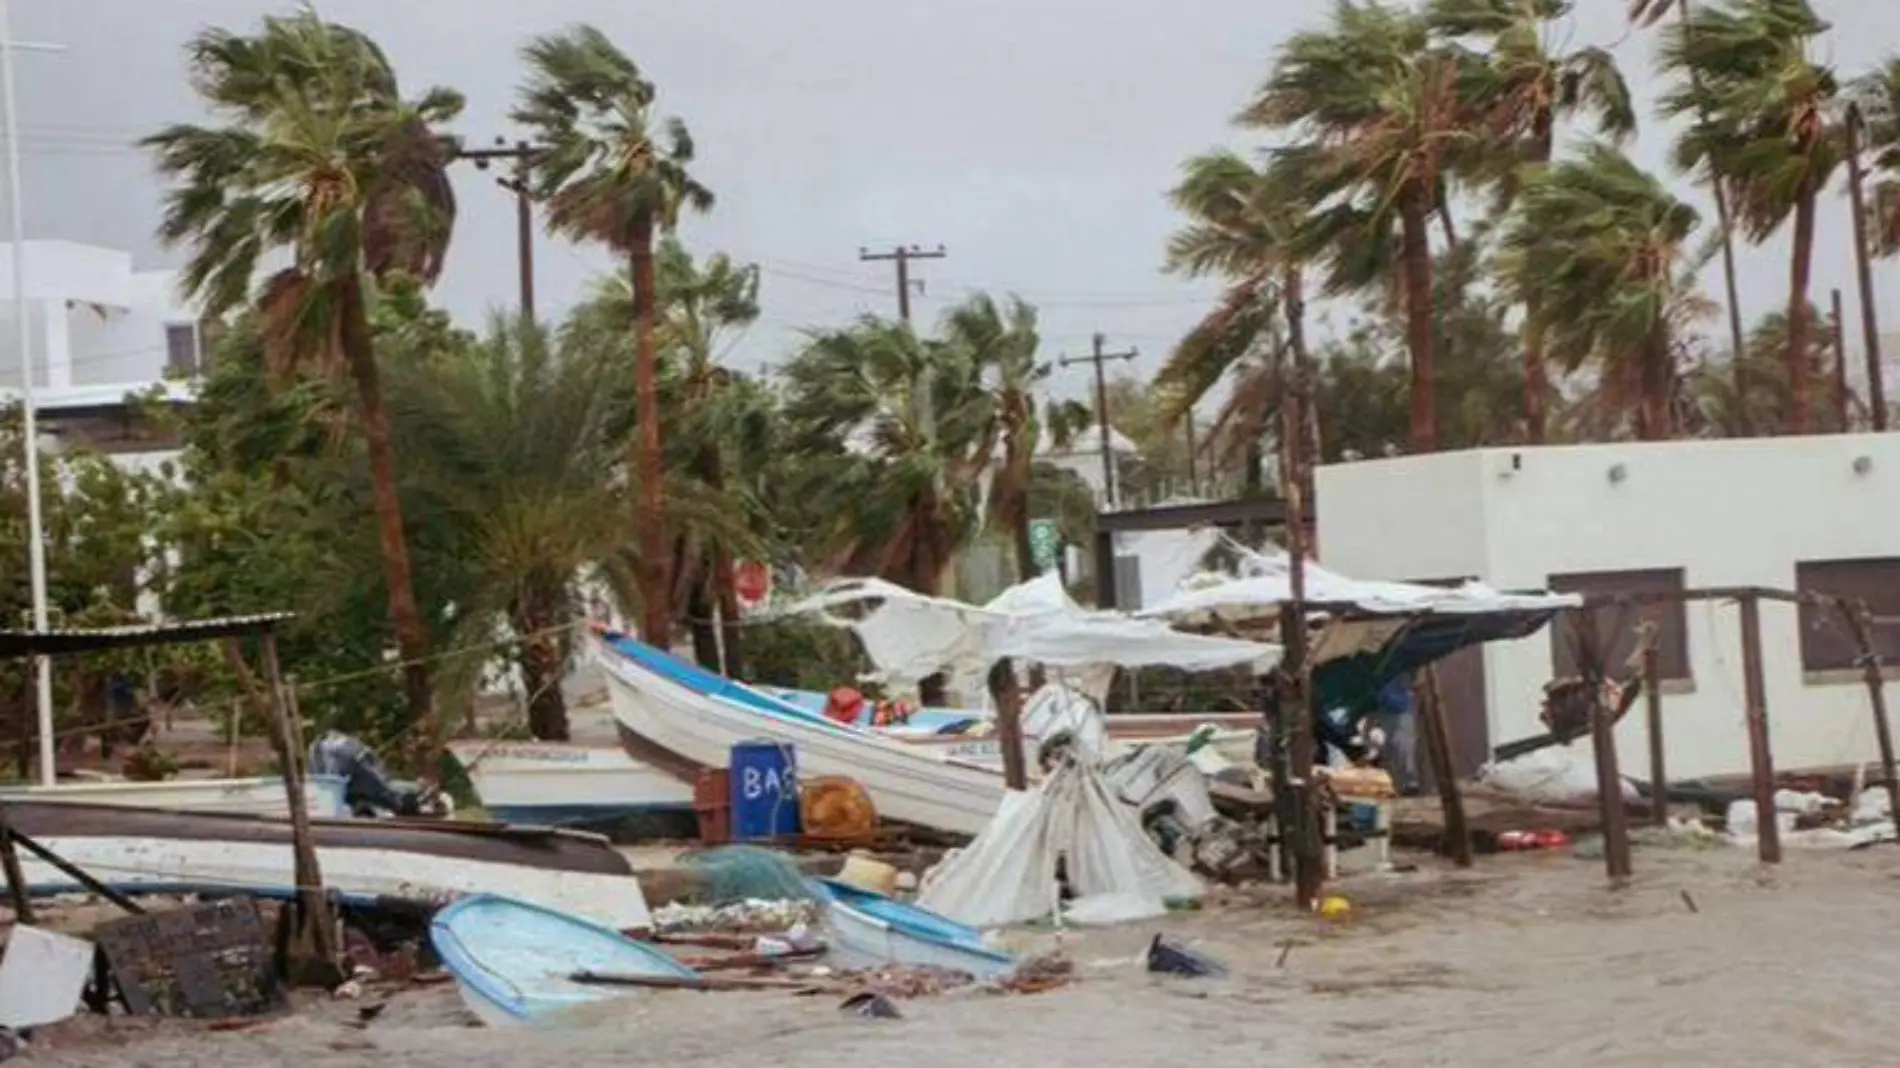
[3, 801, 653, 931]
[1, 775, 350, 820]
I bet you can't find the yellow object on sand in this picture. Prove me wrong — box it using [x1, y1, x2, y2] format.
[1317, 895, 1351, 919]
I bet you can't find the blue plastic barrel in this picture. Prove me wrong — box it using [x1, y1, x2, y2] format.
[728, 740, 801, 841]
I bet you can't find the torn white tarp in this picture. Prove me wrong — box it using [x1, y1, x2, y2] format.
[784, 572, 1280, 693]
[1138, 544, 1581, 621]
[0, 926, 93, 1029]
[916, 756, 1204, 929]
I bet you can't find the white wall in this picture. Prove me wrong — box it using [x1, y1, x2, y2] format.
[0, 241, 199, 399]
[1317, 434, 1900, 781]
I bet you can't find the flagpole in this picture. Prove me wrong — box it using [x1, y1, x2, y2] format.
[0, 0, 68, 786]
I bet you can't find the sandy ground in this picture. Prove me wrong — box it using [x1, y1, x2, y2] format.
[20, 840, 1900, 1067]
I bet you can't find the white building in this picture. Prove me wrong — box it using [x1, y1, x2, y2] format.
[0, 240, 203, 456]
[1317, 434, 1900, 782]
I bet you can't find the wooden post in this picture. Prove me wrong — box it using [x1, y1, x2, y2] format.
[988, 659, 1029, 791]
[1590, 675, 1634, 883]
[1841, 601, 1900, 836]
[1736, 594, 1781, 865]
[258, 630, 341, 983]
[1643, 645, 1667, 827]
[8, 828, 144, 915]
[0, 815, 35, 925]
[1417, 667, 1472, 867]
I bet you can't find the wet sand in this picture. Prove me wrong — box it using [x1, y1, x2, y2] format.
[25, 844, 1900, 1067]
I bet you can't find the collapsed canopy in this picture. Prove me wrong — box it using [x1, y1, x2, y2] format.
[782, 572, 1281, 691]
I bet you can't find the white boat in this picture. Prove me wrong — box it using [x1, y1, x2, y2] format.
[600, 633, 1010, 836]
[432, 893, 698, 1026]
[2, 775, 350, 819]
[4, 801, 653, 931]
[446, 741, 696, 838]
[814, 877, 1016, 979]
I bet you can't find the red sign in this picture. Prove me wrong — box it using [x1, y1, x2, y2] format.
[733, 560, 772, 609]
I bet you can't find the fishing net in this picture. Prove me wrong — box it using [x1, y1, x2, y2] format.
[679, 844, 820, 906]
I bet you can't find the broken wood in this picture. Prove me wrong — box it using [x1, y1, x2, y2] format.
[988, 658, 1028, 791]
[7, 825, 144, 915]
[1418, 667, 1472, 868]
[676, 948, 825, 972]
[1736, 594, 1781, 865]
[1840, 602, 1900, 841]
[259, 631, 342, 983]
[569, 969, 833, 992]
[1643, 644, 1667, 827]
[0, 818, 34, 924]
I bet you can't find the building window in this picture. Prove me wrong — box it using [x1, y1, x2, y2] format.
[164, 323, 198, 376]
[1547, 567, 1691, 683]
[1794, 557, 1900, 673]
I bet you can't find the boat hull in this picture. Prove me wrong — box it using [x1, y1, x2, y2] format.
[600, 636, 1006, 836]
[431, 893, 697, 1025]
[448, 741, 697, 840]
[815, 879, 1014, 980]
[2, 775, 349, 819]
[2, 801, 652, 930]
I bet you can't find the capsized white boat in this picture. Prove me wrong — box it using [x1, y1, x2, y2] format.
[1, 775, 350, 819]
[812, 877, 1016, 979]
[4, 801, 653, 931]
[446, 741, 696, 838]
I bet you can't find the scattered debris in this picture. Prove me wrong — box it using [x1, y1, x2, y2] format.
[650, 899, 820, 934]
[1145, 935, 1226, 979]
[1680, 890, 1699, 914]
[839, 991, 903, 1019]
[0, 925, 94, 1030]
[92, 898, 284, 1019]
[1317, 895, 1351, 920]
[988, 953, 1073, 995]
[1275, 939, 1296, 969]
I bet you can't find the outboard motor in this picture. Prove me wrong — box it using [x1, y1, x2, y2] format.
[307, 731, 442, 818]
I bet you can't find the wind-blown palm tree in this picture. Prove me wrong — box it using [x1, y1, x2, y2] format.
[514, 25, 713, 647]
[1498, 143, 1703, 440]
[942, 295, 1046, 582]
[1245, 1, 1480, 452]
[1428, 0, 1634, 442]
[1158, 150, 1312, 495]
[144, 12, 462, 736]
[1658, 0, 1839, 436]
[391, 318, 628, 740]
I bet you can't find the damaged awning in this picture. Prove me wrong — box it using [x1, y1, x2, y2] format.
[781, 572, 1280, 692]
[1136, 547, 1580, 621]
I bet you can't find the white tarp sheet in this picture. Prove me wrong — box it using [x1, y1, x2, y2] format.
[1138, 544, 1581, 621]
[784, 572, 1280, 692]
[916, 757, 1205, 928]
[0, 926, 93, 1029]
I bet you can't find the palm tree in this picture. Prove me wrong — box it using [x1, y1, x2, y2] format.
[514, 25, 714, 648]
[942, 295, 1047, 583]
[567, 240, 765, 671]
[144, 12, 462, 736]
[1658, 0, 1840, 436]
[1245, 1, 1480, 453]
[391, 318, 629, 740]
[1427, 0, 1634, 443]
[783, 318, 997, 600]
[1498, 143, 1703, 440]
[1849, 58, 1900, 427]
[1158, 150, 1309, 492]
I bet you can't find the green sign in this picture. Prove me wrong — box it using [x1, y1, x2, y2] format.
[1028, 519, 1062, 573]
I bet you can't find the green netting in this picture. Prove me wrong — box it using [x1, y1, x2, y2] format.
[678, 845, 820, 905]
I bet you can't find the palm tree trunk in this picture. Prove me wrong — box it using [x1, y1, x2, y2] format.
[712, 552, 746, 680]
[685, 577, 721, 671]
[1787, 183, 1818, 435]
[1638, 324, 1672, 442]
[631, 229, 670, 646]
[1400, 184, 1438, 452]
[1283, 267, 1317, 555]
[339, 278, 434, 749]
[514, 600, 570, 741]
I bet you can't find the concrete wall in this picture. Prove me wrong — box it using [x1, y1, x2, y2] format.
[0, 241, 200, 398]
[1316, 434, 1900, 781]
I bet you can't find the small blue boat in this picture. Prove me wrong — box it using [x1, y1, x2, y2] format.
[430, 894, 700, 1026]
[812, 878, 1017, 980]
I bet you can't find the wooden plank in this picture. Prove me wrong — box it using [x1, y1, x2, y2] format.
[92, 898, 283, 1018]
[1419, 667, 1472, 867]
[1737, 595, 1782, 865]
[1644, 645, 1667, 827]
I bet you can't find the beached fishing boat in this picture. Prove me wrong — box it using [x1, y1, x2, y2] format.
[446, 741, 696, 839]
[431, 894, 698, 1026]
[601, 633, 1009, 835]
[3, 801, 653, 930]
[813, 877, 1016, 979]
[1, 775, 351, 819]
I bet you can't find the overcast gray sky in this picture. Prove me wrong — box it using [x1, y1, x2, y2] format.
[10, 0, 1899, 396]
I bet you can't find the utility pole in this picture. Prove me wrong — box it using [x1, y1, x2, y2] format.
[859, 244, 945, 324]
[1184, 409, 1199, 497]
[1846, 103, 1888, 431]
[1059, 333, 1137, 509]
[452, 139, 541, 323]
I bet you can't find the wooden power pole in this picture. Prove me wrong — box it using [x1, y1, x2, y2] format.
[859, 244, 946, 324]
[1059, 334, 1137, 508]
[452, 139, 541, 323]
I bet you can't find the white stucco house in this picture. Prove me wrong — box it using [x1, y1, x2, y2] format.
[0, 240, 204, 463]
[1317, 433, 1900, 783]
